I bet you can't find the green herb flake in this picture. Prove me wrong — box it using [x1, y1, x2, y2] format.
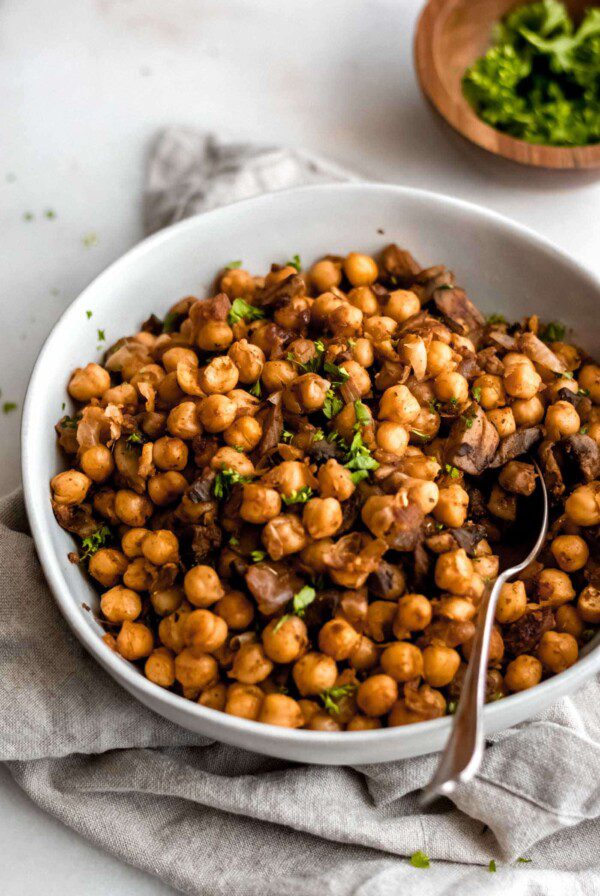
[281, 429, 294, 443]
[162, 311, 179, 334]
[293, 585, 317, 617]
[227, 298, 266, 327]
[323, 360, 350, 383]
[472, 385, 482, 403]
[249, 379, 262, 397]
[126, 431, 145, 448]
[2, 401, 17, 414]
[461, 413, 476, 430]
[354, 399, 371, 428]
[409, 851, 430, 869]
[582, 628, 596, 642]
[319, 683, 358, 715]
[539, 321, 566, 343]
[213, 467, 253, 498]
[488, 860, 497, 873]
[83, 232, 98, 248]
[80, 525, 112, 561]
[281, 486, 313, 506]
[59, 413, 82, 430]
[578, 387, 590, 396]
[323, 389, 344, 420]
[444, 464, 460, 479]
[250, 550, 267, 563]
[61, 402, 66, 411]
[225, 260, 243, 270]
[449, 396, 459, 407]
[45, 209, 57, 220]
[580, 425, 589, 435]
[286, 254, 302, 272]
[428, 398, 441, 413]
[558, 370, 574, 379]
[273, 613, 291, 634]
[228, 536, 239, 547]
[486, 314, 506, 325]
[350, 469, 370, 485]
[410, 428, 430, 440]
[96, 329, 105, 343]
[447, 700, 458, 715]
[23, 211, 34, 221]
[86, 310, 93, 319]
[312, 429, 325, 442]
[517, 857, 532, 864]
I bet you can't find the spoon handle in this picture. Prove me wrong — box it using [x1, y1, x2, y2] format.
[420, 571, 509, 805]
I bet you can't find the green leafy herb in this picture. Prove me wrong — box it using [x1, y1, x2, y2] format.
[233, 445, 245, 453]
[287, 339, 326, 373]
[97, 329, 105, 342]
[86, 310, 93, 319]
[350, 470, 370, 485]
[162, 311, 179, 334]
[126, 431, 146, 448]
[444, 464, 460, 479]
[461, 413, 476, 430]
[225, 260, 243, 270]
[463, 3, 600, 147]
[435, 522, 444, 531]
[250, 550, 267, 563]
[487, 313, 506, 325]
[281, 429, 294, 443]
[229, 536, 239, 547]
[213, 467, 253, 498]
[227, 298, 266, 327]
[344, 431, 379, 473]
[539, 320, 566, 343]
[292, 585, 316, 618]
[45, 209, 56, 219]
[354, 399, 371, 427]
[578, 387, 591, 396]
[319, 683, 358, 715]
[410, 851, 430, 869]
[517, 857, 532, 864]
[449, 396, 459, 407]
[323, 389, 344, 420]
[447, 700, 458, 715]
[23, 211, 34, 221]
[2, 401, 17, 414]
[488, 860, 497, 873]
[323, 360, 350, 383]
[580, 425, 589, 435]
[286, 254, 302, 272]
[428, 398, 442, 413]
[273, 613, 291, 633]
[83, 232, 98, 248]
[80, 525, 112, 561]
[249, 379, 262, 397]
[582, 628, 596, 642]
[59, 413, 81, 429]
[410, 428, 429, 440]
[61, 402, 66, 411]
[281, 486, 313, 505]
[312, 428, 325, 442]
[472, 385, 482, 403]
[558, 370, 574, 379]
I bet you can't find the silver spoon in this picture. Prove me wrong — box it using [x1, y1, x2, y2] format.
[421, 460, 548, 805]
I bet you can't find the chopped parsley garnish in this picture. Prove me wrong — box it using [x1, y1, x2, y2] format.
[539, 320, 566, 343]
[2, 401, 17, 414]
[249, 379, 262, 397]
[286, 254, 302, 272]
[126, 431, 146, 448]
[444, 464, 460, 479]
[250, 550, 267, 563]
[323, 389, 344, 419]
[447, 700, 458, 715]
[350, 470, 370, 485]
[45, 209, 56, 219]
[428, 398, 441, 413]
[281, 486, 313, 505]
[319, 683, 358, 715]
[323, 360, 350, 383]
[312, 429, 325, 442]
[86, 310, 93, 319]
[578, 387, 590, 396]
[558, 370, 574, 379]
[461, 413, 476, 429]
[281, 429, 294, 443]
[354, 399, 371, 427]
[517, 857, 532, 864]
[97, 329, 105, 342]
[580, 425, 589, 435]
[225, 260, 243, 270]
[162, 311, 179, 333]
[410, 428, 429, 440]
[472, 385, 482, 403]
[229, 536, 239, 547]
[292, 585, 316, 617]
[59, 413, 82, 429]
[83, 232, 98, 248]
[449, 397, 458, 407]
[582, 628, 596, 642]
[488, 860, 497, 873]
[227, 298, 266, 327]
[288, 339, 326, 373]
[486, 314, 506, 325]
[23, 211, 34, 221]
[344, 430, 379, 473]
[80, 525, 112, 561]
[409, 851, 430, 869]
[213, 467, 253, 498]
[233, 445, 245, 453]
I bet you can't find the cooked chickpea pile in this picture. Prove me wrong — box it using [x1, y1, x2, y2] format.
[51, 245, 600, 731]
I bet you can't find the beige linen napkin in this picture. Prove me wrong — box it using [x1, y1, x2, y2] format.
[3, 129, 600, 895]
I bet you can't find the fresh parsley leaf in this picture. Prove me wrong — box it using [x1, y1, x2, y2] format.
[319, 683, 358, 715]
[2, 401, 17, 414]
[293, 585, 316, 617]
[449, 396, 458, 407]
[59, 413, 82, 429]
[517, 857, 532, 864]
[229, 536, 239, 547]
[539, 320, 566, 343]
[558, 370, 574, 379]
[45, 209, 56, 219]
[350, 470, 370, 485]
[486, 314, 506, 325]
[83, 232, 98, 248]
[225, 260, 243, 270]
[281, 429, 294, 443]
[126, 431, 146, 448]
[286, 254, 301, 272]
[86, 310, 93, 319]
[312, 429, 325, 442]
[461, 413, 475, 430]
[23, 211, 34, 221]
[582, 628, 596, 642]
[249, 379, 262, 397]
[428, 398, 441, 413]
[273, 613, 291, 634]
[447, 700, 458, 715]
[162, 311, 179, 333]
[250, 550, 267, 563]
[488, 860, 497, 873]
[409, 851, 430, 869]
[323, 389, 344, 420]
[444, 464, 460, 479]
[410, 428, 430, 440]
[97, 328, 105, 342]
[354, 399, 371, 428]
[227, 298, 266, 327]
[80, 525, 112, 561]
[323, 360, 350, 383]
[281, 487, 313, 505]
[578, 388, 590, 396]
[472, 385, 482, 402]
[580, 425, 589, 435]
[213, 467, 253, 498]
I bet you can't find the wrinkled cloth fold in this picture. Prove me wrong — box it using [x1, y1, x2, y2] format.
[3, 130, 600, 895]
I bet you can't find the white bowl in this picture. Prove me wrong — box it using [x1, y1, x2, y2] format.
[22, 183, 600, 765]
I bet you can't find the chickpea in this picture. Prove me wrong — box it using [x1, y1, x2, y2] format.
[487, 407, 517, 438]
[166, 401, 201, 440]
[545, 401, 580, 441]
[175, 647, 218, 689]
[349, 636, 379, 671]
[472, 553, 499, 581]
[158, 605, 191, 653]
[381, 642, 423, 682]
[262, 615, 308, 664]
[183, 609, 228, 652]
[329, 303, 363, 338]
[228, 339, 265, 384]
[68, 363, 111, 401]
[145, 647, 176, 688]
[114, 489, 153, 526]
[147, 472, 187, 507]
[317, 459, 355, 501]
[308, 712, 343, 731]
[50, 469, 91, 506]
[121, 528, 149, 558]
[379, 384, 420, 425]
[196, 320, 233, 352]
[578, 585, 600, 623]
[230, 642, 273, 684]
[262, 514, 307, 560]
[310, 258, 342, 293]
[422, 645, 461, 687]
[197, 394, 237, 433]
[220, 267, 255, 298]
[151, 436, 188, 472]
[437, 596, 477, 623]
[224, 415, 262, 451]
[487, 484, 517, 522]
[473, 374, 505, 410]
[151, 586, 184, 616]
[395, 594, 432, 632]
[199, 356, 238, 395]
[311, 292, 344, 326]
[139, 530, 179, 567]
[579, 364, 600, 403]
[351, 337, 374, 367]
[318, 618, 360, 661]
[384, 289, 420, 324]
[302, 498, 343, 540]
[433, 370, 469, 405]
[537, 568, 575, 608]
[80, 445, 114, 484]
[426, 340, 454, 377]
[116, 620, 154, 660]
[495, 580, 527, 623]
[551, 535, 589, 572]
[89, 547, 128, 588]
[339, 360, 371, 397]
[161, 347, 198, 373]
[258, 693, 304, 728]
[122, 557, 154, 591]
[198, 682, 227, 711]
[433, 483, 469, 528]
[555, 605, 584, 639]
[261, 360, 297, 393]
[184, 565, 224, 608]
[376, 421, 409, 457]
[225, 683, 264, 720]
[435, 549, 474, 596]
[240, 483, 281, 524]
[211, 447, 255, 478]
[215, 591, 255, 630]
[356, 674, 398, 717]
[565, 482, 600, 526]
[387, 701, 421, 726]
[284, 373, 330, 413]
[512, 396, 545, 427]
[504, 362, 542, 400]
[505, 655, 543, 692]
[100, 585, 142, 623]
[293, 652, 337, 696]
[367, 600, 397, 642]
[343, 252, 378, 287]
[538, 631, 578, 673]
[347, 715, 382, 731]
[348, 286, 378, 316]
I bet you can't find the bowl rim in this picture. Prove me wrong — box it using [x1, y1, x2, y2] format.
[22, 181, 600, 751]
[414, 0, 600, 170]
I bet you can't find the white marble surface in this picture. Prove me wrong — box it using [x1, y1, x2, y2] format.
[1, 0, 599, 892]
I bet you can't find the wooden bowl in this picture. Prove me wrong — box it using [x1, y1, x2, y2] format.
[414, 0, 600, 169]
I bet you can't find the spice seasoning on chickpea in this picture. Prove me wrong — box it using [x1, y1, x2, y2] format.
[50, 243, 600, 731]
